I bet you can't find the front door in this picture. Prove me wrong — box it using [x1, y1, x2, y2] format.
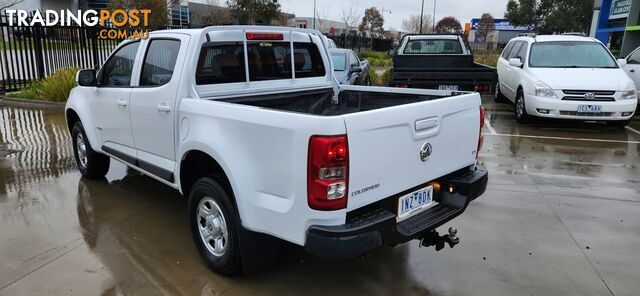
[91, 41, 141, 159]
[129, 35, 190, 180]
[625, 49, 640, 91]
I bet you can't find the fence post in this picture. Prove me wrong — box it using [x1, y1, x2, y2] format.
[90, 27, 99, 70]
[32, 24, 45, 79]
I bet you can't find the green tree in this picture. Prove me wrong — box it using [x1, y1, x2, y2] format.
[108, 0, 174, 29]
[358, 7, 385, 38]
[504, 0, 591, 34]
[435, 16, 462, 34]
[226, 0, 281, 25]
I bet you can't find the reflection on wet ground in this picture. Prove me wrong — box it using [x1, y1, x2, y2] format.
[1, 100, 639, 295]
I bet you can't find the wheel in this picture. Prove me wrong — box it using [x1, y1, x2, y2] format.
[606, 120, 631, 128]
[72, 121, 110, 179]
[514, 90, 531, 123]
[494, 81, 507, 103]
[189, 177, 242, 275]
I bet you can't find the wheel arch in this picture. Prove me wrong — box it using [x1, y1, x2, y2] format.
[179, 149, 235, 205]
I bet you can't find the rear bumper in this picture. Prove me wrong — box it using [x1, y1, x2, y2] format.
[305, 165, 488, 258]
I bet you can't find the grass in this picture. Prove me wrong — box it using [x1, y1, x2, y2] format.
[474, 50, 501, 68]
[361, 51, 392, 68]
[7, 68, 79, 102]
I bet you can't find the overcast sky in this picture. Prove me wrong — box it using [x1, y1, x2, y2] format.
[279, 0, 511, 30]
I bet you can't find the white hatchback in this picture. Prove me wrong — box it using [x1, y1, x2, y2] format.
[495, 35, 637, 127]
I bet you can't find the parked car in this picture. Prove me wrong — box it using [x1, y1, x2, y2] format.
[388, 34, 496, 93]
[495, 34, 637, 126]
[329, 48, 370, 85]
[621, 46, 640, 105]
[65, 26, 488, 275]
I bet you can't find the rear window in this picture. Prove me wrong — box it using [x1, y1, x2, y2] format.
[196, 41, 325, 85]
[403, 39, 463, 54]
[196, 42, 246, 85]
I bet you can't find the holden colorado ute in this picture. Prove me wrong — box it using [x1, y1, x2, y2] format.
[65, 26, 488, 275]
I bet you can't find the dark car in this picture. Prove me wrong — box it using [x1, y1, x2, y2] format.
[329, 48, 370, 85]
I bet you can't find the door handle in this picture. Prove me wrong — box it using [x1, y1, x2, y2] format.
[631, 69, 635, 73]
[156, 104, 171, 113]
[415, 118, 439, 131]
[117, 99, 127, 108]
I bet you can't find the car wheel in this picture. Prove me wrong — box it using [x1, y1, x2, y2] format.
[189, 177, 242, 275]
[494, 81, 507, 103]
[606, 120, 631, 128]
[514, 90, 531, 123]
[72, 121, 110, 179]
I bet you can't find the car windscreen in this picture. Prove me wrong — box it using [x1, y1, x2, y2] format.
[529, 41, 618, 68]
[403, 39, 463, 54]
[331, 53, 346, 71]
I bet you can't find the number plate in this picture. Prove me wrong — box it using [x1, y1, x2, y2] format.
[397, 185, 434, 221]
[577, 105, 602, 113]
[438, 85, 459, 91]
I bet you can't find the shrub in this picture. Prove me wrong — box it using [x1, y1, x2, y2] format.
[368, 67, 379, 86]
[6, 68, 79, 102]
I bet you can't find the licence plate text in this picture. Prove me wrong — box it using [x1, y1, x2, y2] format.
[438, 85, 459, 91]
[577, 105, 602, 113]
[397, 186, 434, 221]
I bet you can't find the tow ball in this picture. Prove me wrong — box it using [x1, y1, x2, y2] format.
[419, 227, 460, 251]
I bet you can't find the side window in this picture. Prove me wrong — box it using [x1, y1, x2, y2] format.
[196, 42, 246, 85]
[507, 42, 523, 60]
[629, 50, 640, 64]
[516, 42, 528, 61]
[140, 39, 181, 86]
[501, 42, 515, 59]
[293, 42, 326, 78]
[100, 42, 140, 86]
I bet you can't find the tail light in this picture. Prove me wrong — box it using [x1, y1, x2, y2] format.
[474, 84, 490, 93]
[395, 84, 408, 88]
[477, 106, 485, 159]
[246, 32, 284, 40]
[308, 135, 349, 210]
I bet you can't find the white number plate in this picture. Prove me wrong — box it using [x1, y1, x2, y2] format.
[577, 105, 602, 113]
[397, 185, 434, 221]
[438, 85, 459, 91]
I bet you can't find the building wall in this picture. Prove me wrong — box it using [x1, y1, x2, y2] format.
[594, 0, 638, 57]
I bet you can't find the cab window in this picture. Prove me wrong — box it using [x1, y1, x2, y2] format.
[196, 42, 246, 85]
[140, 39, 181, 86]
[99, 42, 140, 87]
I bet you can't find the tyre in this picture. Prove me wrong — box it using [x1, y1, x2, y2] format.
[189, 177, 242, 275]
[514, 90, 531, 123]
[72, 121, 110, 179]
[494, 81, 507, 103]
[606, 120, 631, 128]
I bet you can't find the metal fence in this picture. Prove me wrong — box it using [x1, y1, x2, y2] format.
[0, 13, 202, 92]
[327, 34, 394, 53]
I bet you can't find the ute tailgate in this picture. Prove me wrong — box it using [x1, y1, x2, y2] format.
[343, 90, 481, 210]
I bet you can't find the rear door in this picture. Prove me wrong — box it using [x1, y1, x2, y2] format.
[342, 88, 481, 210]
[129, 35, 190, 180]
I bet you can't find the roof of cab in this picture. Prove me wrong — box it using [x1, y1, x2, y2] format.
[148, 25, 325, 37]
[513, 34, 598, 43]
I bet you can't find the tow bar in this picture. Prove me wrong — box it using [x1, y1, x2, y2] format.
[419, 227, 460, 251]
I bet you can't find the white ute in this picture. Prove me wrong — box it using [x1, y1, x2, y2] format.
[65, 26, 488, 275]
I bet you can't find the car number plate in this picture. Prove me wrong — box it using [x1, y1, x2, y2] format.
[438, 85, 459, 91]
[397, 185, 434, 221]
[577, 105, 602, 113]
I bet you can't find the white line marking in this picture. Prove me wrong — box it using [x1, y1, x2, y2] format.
[484, 119, 497, 135]
[483, 133, 640, 144]
[625, 125, 640, 135]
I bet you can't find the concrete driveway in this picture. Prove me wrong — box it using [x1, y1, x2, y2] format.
[1, 97, 639, 295]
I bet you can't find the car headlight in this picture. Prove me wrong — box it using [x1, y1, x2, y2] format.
[621, 81, 637, 100]
[534, 81, 557, 98]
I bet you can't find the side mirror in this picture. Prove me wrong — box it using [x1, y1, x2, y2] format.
[509, 58, 523, 68]
[77, 69, 97, 87]
[350, 65, 362, 73]
[618, 58, 628, 67]
[387, 49, 395, 56]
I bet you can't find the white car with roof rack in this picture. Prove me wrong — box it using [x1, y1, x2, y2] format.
[495, 34, 637, 127]
[65, 26, 488, 275]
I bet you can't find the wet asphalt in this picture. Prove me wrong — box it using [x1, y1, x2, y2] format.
[1, 97, 639, 295]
